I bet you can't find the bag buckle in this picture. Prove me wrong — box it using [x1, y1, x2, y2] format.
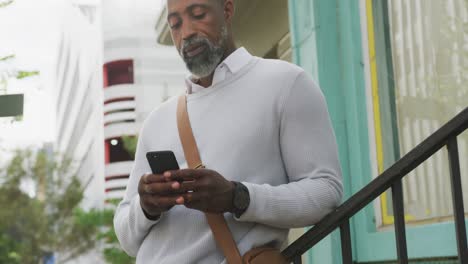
[194, 163, 205, 169]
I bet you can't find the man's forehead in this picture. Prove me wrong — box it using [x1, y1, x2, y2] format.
[166, 0, 220, 8]
[166, 0, 217, 5]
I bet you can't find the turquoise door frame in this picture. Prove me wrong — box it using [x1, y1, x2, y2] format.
[289, 0, 466, 263]
[288, 0, 370, 263]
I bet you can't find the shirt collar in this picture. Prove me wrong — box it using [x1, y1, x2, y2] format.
[220, 47, 251, 74]
[185, 47, 252, 93]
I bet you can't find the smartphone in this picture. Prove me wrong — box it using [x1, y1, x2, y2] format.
[146, 151, 180, 174]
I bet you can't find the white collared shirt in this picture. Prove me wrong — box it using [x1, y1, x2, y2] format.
[185, 47, 252, 94]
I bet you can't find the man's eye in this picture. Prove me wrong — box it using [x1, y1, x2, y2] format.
[169, 20, 181, 29]
[193, 13, 206, 19]
[170, 22, 181, 29]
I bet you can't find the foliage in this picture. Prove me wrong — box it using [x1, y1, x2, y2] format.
[0, 0, 13, 8]
[0, 149, 100, 263]
[95, 200, 135, 264]
[16, 70, 40, 80]
[0, 54, 15, 61]
[0, 54, 40, 94]
[0, 148, 137, 264]
[122, 136, 138, 159]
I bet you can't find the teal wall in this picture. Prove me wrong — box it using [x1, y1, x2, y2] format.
[289, 0, 370, 263]
[288, 0, 370, 263]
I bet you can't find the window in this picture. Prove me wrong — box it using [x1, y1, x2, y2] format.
[103, 60, 134, 87]
[370, 0, 468, 225]
[105, 137, 133, 163]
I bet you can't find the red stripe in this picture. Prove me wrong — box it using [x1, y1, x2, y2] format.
[103, 64, 109, 88]
[105, 187, 127, 193]
[104, 141, 110, 164]
[104, 108, 135, 116]
[104, 97, 134, 104]
[105, 175, 130, 181]
[104, 119, 135, 127]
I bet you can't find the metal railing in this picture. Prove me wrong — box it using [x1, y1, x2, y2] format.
[282, 107, 468, 264]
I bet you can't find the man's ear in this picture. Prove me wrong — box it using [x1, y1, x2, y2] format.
[223, 0, 234, 22]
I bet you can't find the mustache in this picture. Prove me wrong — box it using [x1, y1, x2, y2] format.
[180, 37, 211, 57]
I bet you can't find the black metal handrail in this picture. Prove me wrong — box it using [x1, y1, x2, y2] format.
[282, 107, 468, 264]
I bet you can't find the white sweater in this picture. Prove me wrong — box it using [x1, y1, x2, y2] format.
[114, 53, 343, 264]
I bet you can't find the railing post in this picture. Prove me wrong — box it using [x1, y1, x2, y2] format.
[340, 220, 353, 264]
[447, 137, 468, 263]
[392, 180, 408, 264]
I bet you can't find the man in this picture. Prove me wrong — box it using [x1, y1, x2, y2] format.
[114, 0, 343, 263]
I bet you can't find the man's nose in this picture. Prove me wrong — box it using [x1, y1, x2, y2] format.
[181, 21, 197, 41]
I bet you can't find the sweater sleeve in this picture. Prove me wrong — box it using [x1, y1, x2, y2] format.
[113, 123, 160, 257]
[235, 71, 343, 228]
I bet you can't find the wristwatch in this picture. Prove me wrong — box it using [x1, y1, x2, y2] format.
[231, 181, 250, 218]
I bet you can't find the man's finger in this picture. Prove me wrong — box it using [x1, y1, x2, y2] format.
[182, 192, 209, 211]
[164, 169, 204, 182]
[178, 180, 198, 192]
[182, 191, 207, 204]
[143, 194, 183, 208]
[142, 173, 166, 184]
[155, 195, 185, 207]
[145, 181, 186, 195]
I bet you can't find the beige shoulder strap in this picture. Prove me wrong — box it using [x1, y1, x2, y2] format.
[176, 95, 243, 264]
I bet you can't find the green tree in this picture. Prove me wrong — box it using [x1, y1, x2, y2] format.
[122, 135, 138, 160]
[91, 200, 135, 264]
[0, 141, 136, 263]
[0, 149, 101, 263]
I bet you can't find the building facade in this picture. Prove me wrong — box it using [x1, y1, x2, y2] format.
[53, 1, 106, 263]
[155, 0, 468, 263]
[54, 0, 105, 211]
[102, 0, 186, 202]
[55, 0, 186, 211]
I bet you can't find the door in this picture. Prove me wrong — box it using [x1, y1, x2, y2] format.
[357, 0, 468, 261]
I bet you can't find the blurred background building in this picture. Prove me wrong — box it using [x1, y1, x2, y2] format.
[154, 0, 467, 263]
[55, 0, 185, 211]
[53, 0, 185, 262]
[101, 0, 185, 202]
[54, 0, 104, 211]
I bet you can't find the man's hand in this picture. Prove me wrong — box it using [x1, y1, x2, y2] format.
[138, 173, 186, 220]
[164, 169, 235, 214]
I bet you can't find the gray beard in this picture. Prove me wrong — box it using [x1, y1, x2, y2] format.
[179, 26, 228, 78]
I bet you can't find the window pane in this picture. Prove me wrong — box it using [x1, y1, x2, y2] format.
[104, 59, 134, 87]
[383, 0, 468, 222]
